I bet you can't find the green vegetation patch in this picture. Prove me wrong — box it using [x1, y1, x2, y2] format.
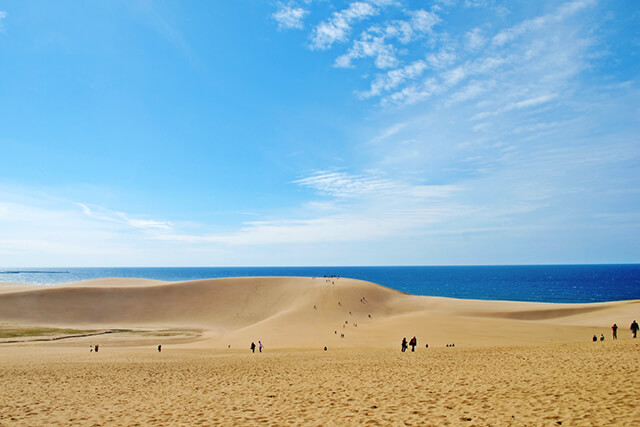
[0, 327, 98, 339]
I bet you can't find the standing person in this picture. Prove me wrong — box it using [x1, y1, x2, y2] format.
[258, 341, 263, 353]
[631, 320, 639, 338]
[409, 336, 417, 352]
[250, 342, 256, 353]
[401, 337, 408, 352]
[612, 323, 618, 340]
[158, 345, 162, 353]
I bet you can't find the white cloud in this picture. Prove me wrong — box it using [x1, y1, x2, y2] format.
[334, 9, 439, 69]
[361, 60, 427, 97]
[382, 77, 442, 106]
[273, 4, 309, 30]
[408, 9, 440, 35]
[426, 50, 457, 69]
[368, 122, 408, 143]
[293, 170, 458, 200]
[465, 27, 486, 51]
[472, 94, 559, 120]
[447, 80, 489, 104]
[492, 0, 597, 46]
[153, 170, 463, 246]
[507, 94, 558, 110]
[76, 203, 173, 231]
[294, 171, 397, 197]
[335, 35, 398, 69]
[309, 2, 379, 50]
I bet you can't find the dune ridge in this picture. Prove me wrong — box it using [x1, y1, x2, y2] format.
[1, 276, 638, 349]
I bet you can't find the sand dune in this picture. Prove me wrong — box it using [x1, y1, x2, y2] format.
[1, 276, 637, 349]
[2, 276, 640, 425]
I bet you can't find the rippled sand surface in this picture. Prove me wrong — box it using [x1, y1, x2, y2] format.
[2, 340, 639, 426]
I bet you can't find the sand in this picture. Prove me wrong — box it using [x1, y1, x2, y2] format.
[1, 276, 639, 425]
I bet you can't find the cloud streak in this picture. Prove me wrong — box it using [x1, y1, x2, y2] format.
[273, 3, 309, 30]
[0, 11, 6, 34]
[309, 2, 380, 50]
[76, 203, 173, 231]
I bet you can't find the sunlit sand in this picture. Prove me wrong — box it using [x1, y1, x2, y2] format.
[1, 277, 639, 425]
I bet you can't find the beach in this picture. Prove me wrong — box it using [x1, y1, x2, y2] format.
[1, 277, 639, 425]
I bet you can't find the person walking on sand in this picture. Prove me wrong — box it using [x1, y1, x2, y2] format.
[409, 336, 417, 352]
[612, 323, 618, 340]
[401, 337, 408, 352]
[158, 345, 162, 353]
[250, 342, 256, 353]
[631, 320, 639, 338]
[258, 341, 263, 353]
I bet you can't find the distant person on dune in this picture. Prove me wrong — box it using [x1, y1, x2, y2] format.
[158, 345, 162, 352]
[409, 336, 417, 352]
[259, 341, 263, 353]
[600, 334, 604, 341]
[612, 323, 618, 340]
[251, 342, 256, 353]
[401, 337, 407, 352]
[592, 335, 598, 342]
[631, 320, 639, 338]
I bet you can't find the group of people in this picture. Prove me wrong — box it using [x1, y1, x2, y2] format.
[401, 336, 418, 352]
[594, 321, 639, 342]
[250, 341, 264, 353]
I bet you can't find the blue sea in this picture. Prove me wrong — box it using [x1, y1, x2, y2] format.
[1, 265, 639, 304]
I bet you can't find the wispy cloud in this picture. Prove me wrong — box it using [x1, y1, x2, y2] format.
[309, 2, 380, 50]
[293, 170, 458, 199]
[472, 94, 558, 120]
[0, 11, 6, 34]
[156, 208, 461, 246]
[334, 9, 439, 69]
[492, 0, 598, 46]
[274, 0, 600, 111]
[361, 60, 429, 98]
[465, 27, 486, 51]
[273, 3, 309, 30]
[76, 203, 173, 231]
[143, 169, 464, 247]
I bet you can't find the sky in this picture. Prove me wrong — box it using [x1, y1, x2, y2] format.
[0, 0, 638, 267]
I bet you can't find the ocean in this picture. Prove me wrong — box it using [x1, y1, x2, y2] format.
[1, 265, 639, 304]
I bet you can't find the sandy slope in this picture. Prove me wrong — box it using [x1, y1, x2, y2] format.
[1, 276, 638, 348]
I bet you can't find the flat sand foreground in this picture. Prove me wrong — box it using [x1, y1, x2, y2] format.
[1, 342, 639, 426]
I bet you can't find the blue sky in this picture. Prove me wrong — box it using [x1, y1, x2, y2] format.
[0, 0, 638, 267]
